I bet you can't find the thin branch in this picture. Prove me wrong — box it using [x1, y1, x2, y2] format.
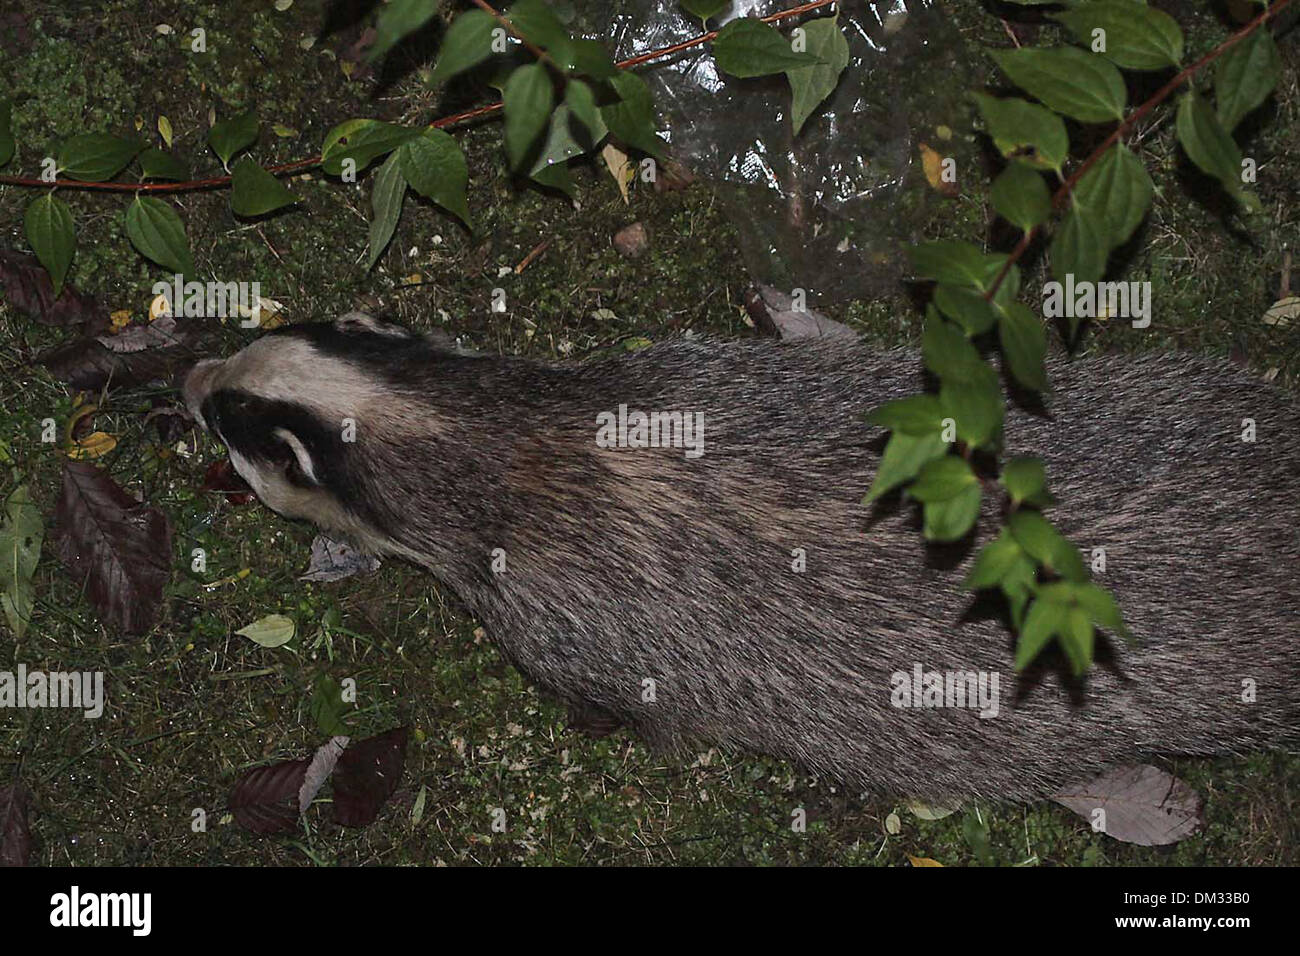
[983, 0, 1294, 300]
[0, 0, 838, 194]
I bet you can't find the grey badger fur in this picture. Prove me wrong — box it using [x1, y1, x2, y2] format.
[183, 313, 1300, 800]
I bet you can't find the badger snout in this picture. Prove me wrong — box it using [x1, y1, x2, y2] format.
[183, 358, 224, 427]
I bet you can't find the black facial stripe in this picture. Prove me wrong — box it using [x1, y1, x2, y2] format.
[206, 389, 351, 491]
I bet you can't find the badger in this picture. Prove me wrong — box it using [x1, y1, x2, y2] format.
[182, 313, 1300, 800]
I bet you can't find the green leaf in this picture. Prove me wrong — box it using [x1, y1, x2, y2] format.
[998, 302, 1048, 392]
[24, 193, 75, 296]
[1051, 203, 1108, 286]
[990, 160, 1051, 233]
[529, 104, 584, 177]
[1072, 144, 1152, 246]
[1075, 582, 1132, 643]
[1001, 456, 1052, 507]
[321, 119, 420, 177]
[964, 531, 1024, 590]
[934, 284, 999, 336]
[207, 111, 259, 168]
[1176, 92, 1248, 204]
[1000, 553, 1038, 629]
[427, 9, 497, 85]
[1051, 1, 1183, 71]
[712, 17, 821, 78]
[531, 158, 575, 197]
[601, 71, 664, 159]
[503, 63, 554, 170]
[786, 16, 850, 135]
[565, 79, 608, 146]
[922, 312, 983, 381]
[56, 133, 144, 182]
[506, 0, 573, 63]
[230, 157, 297, 217]
[681, 0, 728, 21]
[989, 46, 1126, 123]
[866, 394, 945, 436]
[561, 38, 618, 80]
[309, 674, 351, 736]
[907, 240, 1004, 291]
[0, 99, 14, 167]
[367, 151, 407, 270]
[138, 148, 189, 181]
[1008, 511, 1086, 581]
[125, 197, 195, 276]
[1015, 596, 1066, 669]
[939, 365, 1004, 449]
[399, 128, 471, 228]
[971, 94, 1068, 172]
[236, 613, 295, 648]
[0, 486, 43, 641]
[1059, 605, 1094, 673]
[922, 484, 982, 542]
[1215, 28, 1280, 132]
[909, 455, 978, 503]
[369, 0, 440, 63]
[864, 431, 948, 502]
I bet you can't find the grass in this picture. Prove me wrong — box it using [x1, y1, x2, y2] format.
[0, 0, 1297, 865]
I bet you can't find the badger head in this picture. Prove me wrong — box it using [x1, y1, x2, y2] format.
[182, 312, 444, 545]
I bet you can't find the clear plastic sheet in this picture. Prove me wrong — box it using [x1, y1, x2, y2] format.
[563, 0, 977, 304]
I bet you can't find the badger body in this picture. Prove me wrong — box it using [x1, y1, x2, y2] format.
[184, 316, 1300, 800]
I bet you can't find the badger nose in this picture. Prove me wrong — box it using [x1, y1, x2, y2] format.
[182, 358, 224, 426]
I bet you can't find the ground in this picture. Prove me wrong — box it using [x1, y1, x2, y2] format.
[0, 0, 1297, 865]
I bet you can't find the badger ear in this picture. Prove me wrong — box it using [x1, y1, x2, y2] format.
[273, 427, 322, 486]
[335, 311, 412, 337]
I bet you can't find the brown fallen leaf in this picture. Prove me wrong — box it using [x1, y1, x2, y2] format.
[1052, 764, 1204, 846]
[0, 250, 106, 332]
[54, 460, 172, 635]
[0, 782, 33, 867]
[906, 855, 943, 867]
[333, 726, 409, 827]
[40, 314, 215, 393]
[229, 758, 311, 835]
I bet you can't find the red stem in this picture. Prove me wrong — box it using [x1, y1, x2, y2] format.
[0, 0, 838, 194]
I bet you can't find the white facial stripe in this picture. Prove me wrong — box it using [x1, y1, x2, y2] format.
[273, 427, 319, 484]
[213, 337, 380, 420]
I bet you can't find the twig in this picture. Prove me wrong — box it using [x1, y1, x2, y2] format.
[983, 0, 1294, 300]
[0, 0, 838, 194]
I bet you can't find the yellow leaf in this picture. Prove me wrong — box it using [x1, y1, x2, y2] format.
[402, 273, 424, 286]
[149, 294, 171, 320]
[67, 432, 117, 460]
[158, 115, 173, 148]
[110, 309, 133, 331]
[907, 855, 944, 867]
[1262, 295, 1300, 328]
[919, 142, 957, 197]
[64, 403, 96, 451]
[601, 143, 633, 204]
